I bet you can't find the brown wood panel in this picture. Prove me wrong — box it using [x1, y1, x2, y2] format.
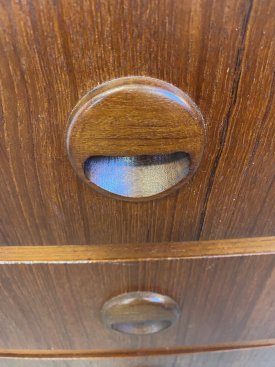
[1, 0, 274, 245]
[0, 238, 275, 350]
[2, 346, 275, 367]
[200, 0, 275, 240]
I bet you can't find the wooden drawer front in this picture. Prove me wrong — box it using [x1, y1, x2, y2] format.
[0, 238, 275, 351]
[0, 0, 274, 246]
[2, 346, 275, 367]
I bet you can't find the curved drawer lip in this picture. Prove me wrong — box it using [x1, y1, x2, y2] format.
[2, 347, 275, 367]
[0, 237, 275, 263]
[0, 340, 275, 358]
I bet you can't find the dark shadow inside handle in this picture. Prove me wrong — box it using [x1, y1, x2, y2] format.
[84, 152, 190, 198]
[111, 319, 172, 335]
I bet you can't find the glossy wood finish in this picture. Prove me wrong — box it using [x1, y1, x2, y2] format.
[0, 0, 274, 245]
[199, 0, 275, 240]
[0, 237, 275, 350]
[2, 346, 275, 366]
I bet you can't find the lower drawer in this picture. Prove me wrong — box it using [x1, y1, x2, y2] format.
[2, 346, 275, 367]
[0, 237, 275, 351]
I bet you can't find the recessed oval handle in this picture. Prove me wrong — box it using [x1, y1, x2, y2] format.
[66, 76, 206, 200]
[101, 292, 180, 335]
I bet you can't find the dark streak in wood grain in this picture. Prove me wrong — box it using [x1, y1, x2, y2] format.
[197, 0, 254, 238]
[200, 0, 275, 239]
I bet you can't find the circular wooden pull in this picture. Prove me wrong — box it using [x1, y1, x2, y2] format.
[101, 292, 180, 335]
[66, 77, 205, 200]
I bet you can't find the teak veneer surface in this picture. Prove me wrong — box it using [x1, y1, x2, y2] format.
[0, 0, 274, 245]
[0, 238, 275, 350]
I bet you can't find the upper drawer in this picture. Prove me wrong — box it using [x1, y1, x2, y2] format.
[0, 237, 275, 351]
[0, 0, 274, 246]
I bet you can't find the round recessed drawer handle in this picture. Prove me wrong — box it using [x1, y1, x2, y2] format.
[101, 292, 180, 335]
[66, 76, 206, 200]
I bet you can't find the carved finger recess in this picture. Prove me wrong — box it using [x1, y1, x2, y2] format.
[66, 77, 206, 200]
[101, 292, 180, 335]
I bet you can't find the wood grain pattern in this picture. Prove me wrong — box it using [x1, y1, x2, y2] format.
[0, 238, 275, 350]
[0, 0, 274, 245]
[2, 346, 275, 367]
[67, 76, 205, 161]
[199, 0, 275, 240]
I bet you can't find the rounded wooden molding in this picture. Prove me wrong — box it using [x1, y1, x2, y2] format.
[101, 291, 180, 335]
[66, 76, 206, 200]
